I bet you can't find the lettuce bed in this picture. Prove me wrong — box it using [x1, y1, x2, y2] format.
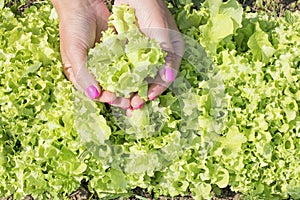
[1, 0, 300, 199]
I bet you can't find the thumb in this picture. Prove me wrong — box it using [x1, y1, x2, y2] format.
[59, 23, 102, 99]
[70, 47, 101, 100]
[142, 27, 176, 100]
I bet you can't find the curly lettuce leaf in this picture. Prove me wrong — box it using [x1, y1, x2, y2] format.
[88, 4, 166, 99]
[200, 0, 243, 54]
[247, 23, 275, 63]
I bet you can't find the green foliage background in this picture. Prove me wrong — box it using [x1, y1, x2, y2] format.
[1, 0, 300, 199]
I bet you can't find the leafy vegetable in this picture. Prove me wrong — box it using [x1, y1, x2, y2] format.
[0, 0, 4, 9]
[1, 0, 300, 199]
[247, 23, 275, 63]
[87, 5, 166, 99]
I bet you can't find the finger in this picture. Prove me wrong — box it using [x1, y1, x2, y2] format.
[158, 29, 185, 83]
[158, 51, 176, 83]
[114, 0, 132, 6]
[59, 23, 101, 100]
[147, 38, 175, 100]
[148, 51, 183, 100]
[168, 29, 184, 71]
[147, 76, 169, 101]
[62, 46, 116, 103]
[126, 108, 133, 117]
[95, 1, 110, 42]
[62, 64, 84, 92]
[130, 94, 145, 110]
[61, 47, 85, 92]
[148, 30, 183, 99]
[109, 97, 131, 110]
[96, 90, 117, 103]
[61, 43, 101, 99]
[140, 29, 175, 100]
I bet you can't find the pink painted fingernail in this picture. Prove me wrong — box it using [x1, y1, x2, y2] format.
[134, 103, 144, 110]
[164, 68, 175, 82]
[86, 85, 99, 99]
[108, 101, 113, 105]
[149, 96, 157, 101]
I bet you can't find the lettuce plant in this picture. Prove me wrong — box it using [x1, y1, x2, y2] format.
[1, 0, 300, 200]
[87, 5, 166, 99]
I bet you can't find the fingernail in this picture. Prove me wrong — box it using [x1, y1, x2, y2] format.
[164, 68, 175, 82]
[86, 85, 99, 99]
[108, 101, 113, 105]
[134, 103, 144, 110]
[149, 96, 157, 101]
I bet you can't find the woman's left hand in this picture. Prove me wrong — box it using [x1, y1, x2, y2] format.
[114, 0, 184, 111]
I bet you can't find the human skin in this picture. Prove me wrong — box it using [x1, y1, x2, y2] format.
[51, 0, 184, 111]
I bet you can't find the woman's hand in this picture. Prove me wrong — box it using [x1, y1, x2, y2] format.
[51, 0, 131, 109]
[114, 0, 184, 111]
[51, 0, 184, 111]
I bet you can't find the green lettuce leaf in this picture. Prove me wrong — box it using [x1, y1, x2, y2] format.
[247, 23, 275, 63]
[88, 4, 166, 99]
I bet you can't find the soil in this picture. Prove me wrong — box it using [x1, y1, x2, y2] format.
[240, 0, 300, 16]
[69, 185, 242, 200]
[1, 0, 299, 200]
